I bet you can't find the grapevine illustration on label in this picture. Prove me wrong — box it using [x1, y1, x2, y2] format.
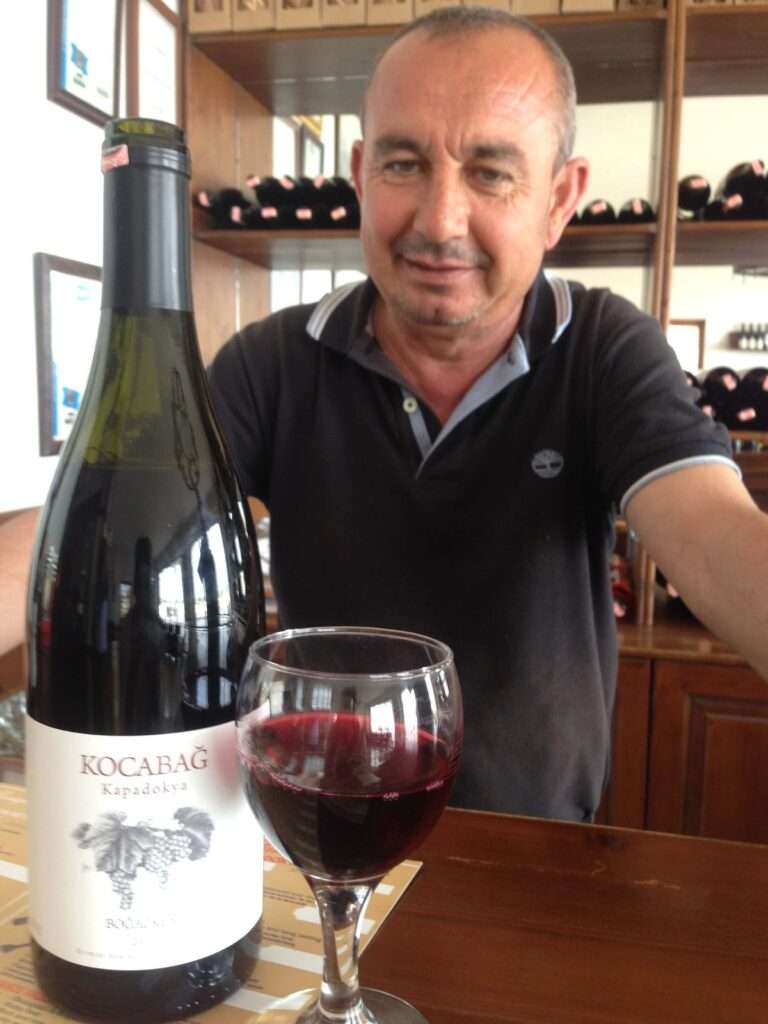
[73, 808, 214, 910]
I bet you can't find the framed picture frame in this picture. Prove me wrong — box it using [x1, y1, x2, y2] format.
[126, 0, 183, 126]
[300, 125, 324, 178]
[34, 253, 102, 457]
[668, 318, 706, 372]
[47, 0, 123, 126]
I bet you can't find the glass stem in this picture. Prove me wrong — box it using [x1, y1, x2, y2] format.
[307, 878, 378, 1023]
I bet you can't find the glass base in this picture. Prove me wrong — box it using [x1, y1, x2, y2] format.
[253, 987, 429, 1023]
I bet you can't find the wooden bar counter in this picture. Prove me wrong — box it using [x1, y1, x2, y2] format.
[360, 808, 768, 1023]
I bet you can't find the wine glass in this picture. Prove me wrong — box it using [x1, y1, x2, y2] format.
[235, 626, 463, 1023]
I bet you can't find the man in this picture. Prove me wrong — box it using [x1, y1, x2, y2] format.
[208, 6, 768, 822]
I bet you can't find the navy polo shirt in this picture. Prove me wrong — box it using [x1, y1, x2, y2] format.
[208, 273, 736, 822]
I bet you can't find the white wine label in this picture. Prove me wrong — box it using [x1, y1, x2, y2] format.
[25, 716, 263, 971]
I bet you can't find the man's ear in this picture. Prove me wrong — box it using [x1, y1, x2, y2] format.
[350, 140, 364, 200]
[545, 157, 590, 252]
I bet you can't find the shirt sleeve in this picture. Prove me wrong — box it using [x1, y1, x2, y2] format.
[585, 291, 737, 514]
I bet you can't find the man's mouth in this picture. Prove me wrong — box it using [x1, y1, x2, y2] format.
[401, 256, 475, 273]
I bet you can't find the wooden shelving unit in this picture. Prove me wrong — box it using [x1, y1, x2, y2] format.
[191, 9, 668, 115]
[186, 1, 768, 626]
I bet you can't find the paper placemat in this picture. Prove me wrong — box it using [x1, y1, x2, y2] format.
[0, 783, 422, 1023]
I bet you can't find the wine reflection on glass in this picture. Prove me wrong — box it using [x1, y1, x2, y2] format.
[236, 626, 463, 1023]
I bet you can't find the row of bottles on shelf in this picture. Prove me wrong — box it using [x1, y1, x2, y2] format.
[197, 159, 767, 234]
[685, 365, 768, 432]
[195, 175, 360, 230]
[571, 197, 655, 226]
[678, 159, 768, 221]
[731, 324, 768, 352]
[577, 159, 768, 229]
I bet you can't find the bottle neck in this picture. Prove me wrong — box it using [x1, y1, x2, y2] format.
[102, 157, 192, 313]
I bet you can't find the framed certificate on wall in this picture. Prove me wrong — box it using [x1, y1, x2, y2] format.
[48, 0, 122, 125]
[34, 253, 102, 457]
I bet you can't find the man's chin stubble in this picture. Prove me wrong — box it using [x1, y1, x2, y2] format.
[393, 295, 484, 329]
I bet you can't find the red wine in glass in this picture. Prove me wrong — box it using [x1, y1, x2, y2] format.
[240, 711, 458, 881]
[236, 626, 463, 1024]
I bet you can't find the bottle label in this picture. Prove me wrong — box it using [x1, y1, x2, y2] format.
[26, 716, 263, 971]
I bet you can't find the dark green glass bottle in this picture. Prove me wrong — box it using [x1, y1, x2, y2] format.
[25, 118, 265, 1022]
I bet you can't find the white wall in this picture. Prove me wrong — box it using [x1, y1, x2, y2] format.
[0, 1, 106, 513]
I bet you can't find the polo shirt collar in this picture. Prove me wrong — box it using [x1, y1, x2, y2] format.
[306, 270, 572, 365]
[305, 271, 573, 470]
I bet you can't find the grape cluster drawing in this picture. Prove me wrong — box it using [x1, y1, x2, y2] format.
[73, 808, 214, 910]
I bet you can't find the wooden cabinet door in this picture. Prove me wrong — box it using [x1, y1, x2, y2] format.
[595, 657, 651, 829]
[648, 660, 768, 843]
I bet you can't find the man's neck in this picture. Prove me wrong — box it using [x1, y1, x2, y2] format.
[372, 300, 524, 425]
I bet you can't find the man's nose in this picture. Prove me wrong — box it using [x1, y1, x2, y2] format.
[412, 168, 470, 243]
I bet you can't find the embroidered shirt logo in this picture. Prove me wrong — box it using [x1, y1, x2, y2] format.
[531, 449, 564, 479]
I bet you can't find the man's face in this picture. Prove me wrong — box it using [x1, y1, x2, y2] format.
[352, 29, 587, 335]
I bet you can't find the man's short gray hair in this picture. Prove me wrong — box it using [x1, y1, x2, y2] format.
[362, 5, 577, 170]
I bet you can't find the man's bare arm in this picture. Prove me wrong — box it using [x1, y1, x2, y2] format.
[625, 463, 768, 681]
[0, 508, 40, 660]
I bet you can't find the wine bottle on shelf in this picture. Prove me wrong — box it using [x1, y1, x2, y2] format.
[26, 118, 266, 1022]
[290, 205, 321, 228]
[312, 202, 361, 230]
[720, 159, 768, 218]
[292, 175, 325, 207]
[701, 194, 745, 221]
[677, 174, 711, 219]
[195, 187, 252, 228]
[325, 175, 358, 208]
[738, 367, 768, 431]
[580, 199, 616, 225]
[244, 204, 294, 229]
[682, 369, 713, 417]
[247, 173, 297, 207]
[702, 365, 741, 426]
[617, 197, 655, 224]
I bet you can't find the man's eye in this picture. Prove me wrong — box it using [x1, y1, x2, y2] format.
[474, 168, 512, 189]
[383, 159, 419, 175]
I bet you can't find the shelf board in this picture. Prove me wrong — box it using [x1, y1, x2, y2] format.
[194, 222, 658, 272]
[675, 220, 768, 267]
[196, 220, 768, 271]
[190, 10, 668, 116]
[686, 5, 768, 97]
[547, 223, 657, 268]
[196, 228, 365, 271]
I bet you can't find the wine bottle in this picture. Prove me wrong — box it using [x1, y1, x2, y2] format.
[721, 159, 767, 217]
[26, 118, 266, 1022]
[738, 367, 768, 431]
[248, 173, 297, 207]
[702, 194, 745, 221]
[195, 187, 252, 228]
[243, 204, 293, 229]
[677, 174, 711, 218]
[617, 197, 655, 224]
[702, 365, 740, 425]
[580, 199, 616, 225]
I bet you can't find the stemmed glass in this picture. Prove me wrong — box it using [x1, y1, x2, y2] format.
[235, 626, 463, 1024]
